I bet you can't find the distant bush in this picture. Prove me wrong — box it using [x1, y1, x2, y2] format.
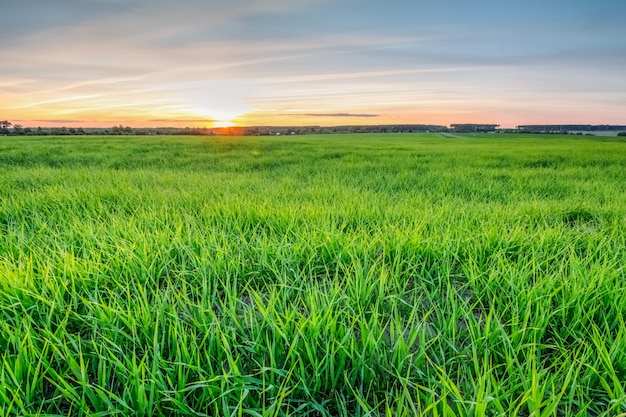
[618, 132, 626, 136]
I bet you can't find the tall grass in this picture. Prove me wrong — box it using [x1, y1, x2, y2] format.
[0, 134, 625, 416]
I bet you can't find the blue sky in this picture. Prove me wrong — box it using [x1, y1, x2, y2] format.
[1, 0, 625, 127]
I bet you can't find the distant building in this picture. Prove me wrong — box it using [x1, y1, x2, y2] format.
[517, 125, 626, 134]
[450, 124, 499, 133]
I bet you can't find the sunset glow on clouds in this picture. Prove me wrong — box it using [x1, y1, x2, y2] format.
[1, 0, 625, 128]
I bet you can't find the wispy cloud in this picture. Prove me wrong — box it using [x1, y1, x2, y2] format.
[283, 113, 379, 118]
[30, 120, 87, 124]
[149, 118, 216, 123]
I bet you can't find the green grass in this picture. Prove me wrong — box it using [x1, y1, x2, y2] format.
[0, 133, 625, 416]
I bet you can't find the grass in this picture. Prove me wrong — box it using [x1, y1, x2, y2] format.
[0, 133, 625, 416]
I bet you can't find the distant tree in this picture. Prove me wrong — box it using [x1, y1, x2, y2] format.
[111, 125, 133, 135]
[618, 132, 626, 136]
[0, 120, 12, 134]
[12, 124, 24, 135]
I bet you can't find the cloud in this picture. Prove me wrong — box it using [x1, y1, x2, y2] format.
[30, 119, 87, 124]
[149, 118, 216, 123]
[2, 0, 626, 128]
[284, 113, 379, 118]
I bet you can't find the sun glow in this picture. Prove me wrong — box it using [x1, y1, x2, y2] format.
[213, 120, 236, 128]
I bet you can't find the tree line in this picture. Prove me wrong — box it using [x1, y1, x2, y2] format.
[0, 122, 449, 136]
[2, 120, 625, 136]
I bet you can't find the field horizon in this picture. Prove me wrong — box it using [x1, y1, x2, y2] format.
[1, 133, 625, 416]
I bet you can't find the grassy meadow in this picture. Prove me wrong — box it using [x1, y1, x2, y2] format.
[0, 133, 625, 416]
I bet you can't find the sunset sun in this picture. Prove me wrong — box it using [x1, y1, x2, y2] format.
[213, 120, 236, 128]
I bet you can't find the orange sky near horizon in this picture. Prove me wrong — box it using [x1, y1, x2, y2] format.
[6, 84, 623, 129]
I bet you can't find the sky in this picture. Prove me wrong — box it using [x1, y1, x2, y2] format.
[1, 0, 625, 128]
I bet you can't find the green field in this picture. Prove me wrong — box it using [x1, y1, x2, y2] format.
[1, 133, 625, 416]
